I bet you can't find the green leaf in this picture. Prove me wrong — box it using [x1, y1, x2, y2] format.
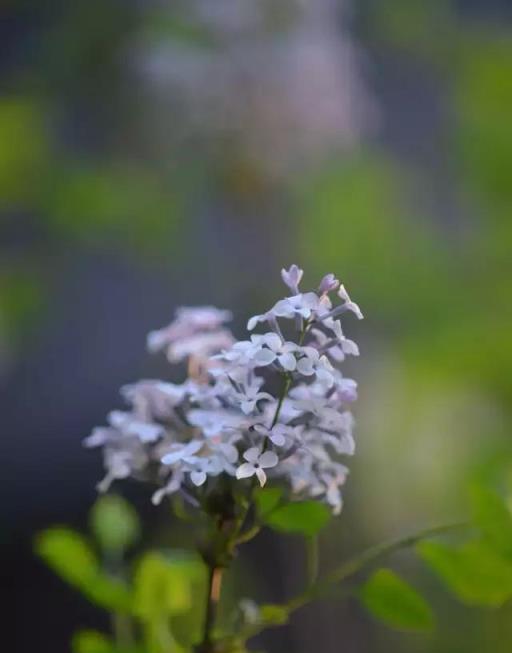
[35, 527, 132, 612]
[359, 568, 434, 632]
[133, 551, 206, 620]
[259, 604, 289, 626]
[35, 527, 99, 587]
[418, 539, 512, 607]
[90, 495, 140, 555]
[72, 630, 115, 653]
[469, 485, 512, 558]
[263, 501, 330, 537]
[254, 488, 283, 517]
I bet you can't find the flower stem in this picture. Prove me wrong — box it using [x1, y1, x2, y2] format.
[286, 521, 468, 612]
[199, 565, 224, 653]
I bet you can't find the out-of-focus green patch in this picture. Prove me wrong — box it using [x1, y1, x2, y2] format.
[367, 0, 453, 61]
[470, 485, 512, 558]
[133, 550, 206, 650]
[263, 500, 330, 537]
[454, 33, 512, 209]
[90, 495, 140, 556]
[0, 271, 44, 342]
[45, 163, 181, 256]
[296, 151, 451, 323]
[141, 9, 215, 47]
[418, 539, 512, 607]
[360, 568, 434, 631]
[72, 630, 116, 653]
[35, 527, 132, 612]
[0, 97, 48, 207]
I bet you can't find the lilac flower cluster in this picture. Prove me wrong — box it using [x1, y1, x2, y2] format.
[85, 266, 363, 514]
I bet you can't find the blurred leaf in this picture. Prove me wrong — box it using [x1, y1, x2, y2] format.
[263, 501, 330, 537]
[35, 527, 98, 587]
[133, 551, 205, 620]
[46, 163, 180, 255]
[35, 527, 132, 611]
[470, 485, 512, 558]
[0, 271, 44, 341]
[259, 604, 289, 626]
[455, 34, 512, 208]
[254, 488, 283, 517]
[359, 568, 434, 632]
[0, 97, 48, 206]
[90, 495, 140, 555]
[72, 630, 115, 653]
[418, 539, 512, 607]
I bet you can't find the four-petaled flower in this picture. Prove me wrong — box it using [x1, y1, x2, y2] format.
[236, 448, 279, 486]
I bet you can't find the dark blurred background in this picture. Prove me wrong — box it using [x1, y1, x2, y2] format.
[2, 0, 512, 651]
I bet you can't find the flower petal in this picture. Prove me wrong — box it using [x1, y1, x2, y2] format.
[236, 463, 255, 479]
[255, 467, 267, 487]
[253, 348, 277, 366]
[190, 471, 207, 486]
[278, 352, 297, 371]
[259, 451, 279, 469]
[243, 447, 261, 463]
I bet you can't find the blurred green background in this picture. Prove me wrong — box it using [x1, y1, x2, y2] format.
[2, 1, 512, 651]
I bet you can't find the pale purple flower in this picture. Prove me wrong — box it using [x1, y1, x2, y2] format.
[281, 264, 304, 294]
[253, 423, 297, 447]
[232, 378, 273, 414]
[318, 273, 339, 294]
[236, 448, 279, 486]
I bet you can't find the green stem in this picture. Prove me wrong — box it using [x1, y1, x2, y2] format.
[112, 612, 135, 650]
[286, 521, 468, 612]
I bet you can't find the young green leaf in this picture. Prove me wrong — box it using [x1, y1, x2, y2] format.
[35, 527, 132, 611]
[90, 495, 140, 555]
[418, 539, 512, 607]
[469, 485, 512, 558]
[35, 527, 99, 588]
[133, 551, 205, 620]
[72, 630, 115, 653]
[253, 487, 284, 517]
[359, 568, 434, 632]
[263, 501, 330, 537]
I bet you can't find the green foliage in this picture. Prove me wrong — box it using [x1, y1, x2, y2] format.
[35, 527, 132, 611]
[45, 164, 180, 253]
[418, 539, 512, 607]
[263, 500, 330, 537]
[132, 551, 204, 619]
[90, 495, 140, 556]
[469, 485, 512, 558]
[359, 568, 434, 632]
[258, 604, 289, 627]
[253, 487, 284, 516]
[72, 630, 116, 653]
[0, 97, 48, 206]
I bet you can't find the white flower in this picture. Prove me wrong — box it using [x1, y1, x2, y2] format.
[219, 333, 297, 371]
[318, 273, 339, 294]
[295, 348, 336, 388]
[281, 264, 304, 294]
[236, 448, 279, 486]
[271, 292, 319, 321]
[188, 409, 250, 438]
[337, 285, 364, 320]
[253, 423, 297, 447]
[108, 410, 164, 443]
[161, 440, 203, 465]
[232, 378, 273, 414]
